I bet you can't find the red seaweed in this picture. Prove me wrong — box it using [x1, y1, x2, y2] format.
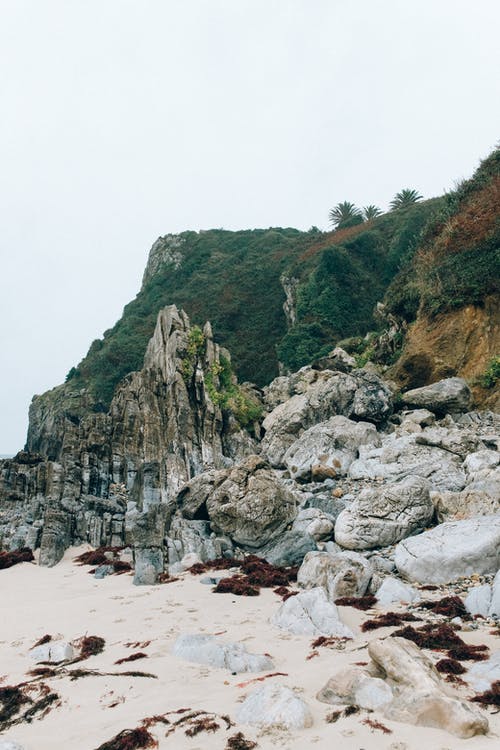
[471, 681, 500, 707]
[213, 576, 260, 596]
[78, 636, 106, 660]
[362, 717, 392, 734]
[361, 612, 420, 632]
[435, 658, 466, 674]
[32, 634, 52, 649]
[0, 548, 34, 570]
[94, 727, 158, 750]
[225, 732, 258, 749]
[115, 653, 147, 665]
[418, 596, 469, 619]
[335, 594, 378, 611]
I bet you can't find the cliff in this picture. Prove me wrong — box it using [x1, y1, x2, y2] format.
[0, 306, 254, 564]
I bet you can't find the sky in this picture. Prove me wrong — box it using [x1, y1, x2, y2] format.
[1, 0, 499, 453]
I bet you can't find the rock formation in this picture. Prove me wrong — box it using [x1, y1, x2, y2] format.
[0, 305, 254, 567]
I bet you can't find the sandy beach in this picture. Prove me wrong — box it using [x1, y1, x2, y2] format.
[1, 548, 498, 750]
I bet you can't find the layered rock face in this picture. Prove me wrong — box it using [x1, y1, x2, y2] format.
[1, 300, 499, 600]
[0, 306, 253, 564]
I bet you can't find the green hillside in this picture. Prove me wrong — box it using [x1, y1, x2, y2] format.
[384, 146, 500, 323]
[66, 201, 445, 407]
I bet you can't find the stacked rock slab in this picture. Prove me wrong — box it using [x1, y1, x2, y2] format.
[0, 305, 253, 565]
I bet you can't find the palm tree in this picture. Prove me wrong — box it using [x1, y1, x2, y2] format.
[389, 189, 423, 210]
[362, 205, 382, 220]
[328, 201, 362, 228]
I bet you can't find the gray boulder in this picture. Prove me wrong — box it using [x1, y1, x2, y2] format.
[349, 432, 466, 492]
[302, 492, 347, 521]
[259, 530, 317, 567]
[335, 476, 433, 550]
[395, 515, 500, 583]
[283, 415, 380, 482]
[206, 456, 297, 548]
[291, 508, 335, 541]
[166, 516, 234, 566]
[133, 547, 163, 585]
[237, 684, 313, 729]
[39, 507, 72, 567]
[0, 742, 26, 750]
[172, 634, 274, 673]
[297, 550, 372, 600]
[401, 377, 472, 414]
[261, 370, 392, 467]
[271, 587, 354, 637]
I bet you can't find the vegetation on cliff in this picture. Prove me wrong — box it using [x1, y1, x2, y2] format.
[62, 201, 442, 406]
[59, 146, 499, 412]
[385, 146, 500, 322]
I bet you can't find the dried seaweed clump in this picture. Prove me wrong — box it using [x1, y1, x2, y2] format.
[213, 576, 260, 596]
[191, 554, 297, 597]
[164, 709, 233, 738]
[184, 716, 220, 736]
[94, 727, 158, 750]
[78, 635, 106, 660]
[393, 623, 489, 661]
[335, 594, 377, 611]
[188, 557, 241, 575]
[471, 681, 500, 708]
[418, 596, 469, 619]
[225, 732, 258, 749]
[115, 653, 148, 665]
[362, 717, 392, 734]
[361, 612, 419, 632]
[75, 546, 130, 574]
[27, 667, 57, 678]
[240, 556, 297, 587]
[447, 644, 489, 661]
[392, 623, 464, 649]
[435, 658, 466, 674]
[311, 635, 350, 649]
[0, 685, 30, 725]
[0, 682, 59, 731]
[0, 547, 34, 570]
[32, 634, 52, 648]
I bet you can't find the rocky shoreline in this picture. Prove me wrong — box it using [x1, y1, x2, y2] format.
[0, 304, 499, 747]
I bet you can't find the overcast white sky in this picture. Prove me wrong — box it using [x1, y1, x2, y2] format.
[1, 0, 499, 453]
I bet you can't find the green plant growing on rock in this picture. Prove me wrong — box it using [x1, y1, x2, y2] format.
[480, 356, 500, 388]
[181, 326, 205, 380]
[205, 357, 263, 430]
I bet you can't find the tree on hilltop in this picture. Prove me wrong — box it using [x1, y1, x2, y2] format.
[389, 189, 423, 210]
[328, 201, 363, 229]
[362, 205, 382, 220]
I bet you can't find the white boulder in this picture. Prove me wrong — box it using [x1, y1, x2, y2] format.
[375, 576, 419, 607]
[237, 684, 313, 729]
[30, 641, 74, 663]
[297, 550, 372, 599]
[172, 634, 274, 673]
[271, 587, 353, 637]
[395, 515, 500, 584]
